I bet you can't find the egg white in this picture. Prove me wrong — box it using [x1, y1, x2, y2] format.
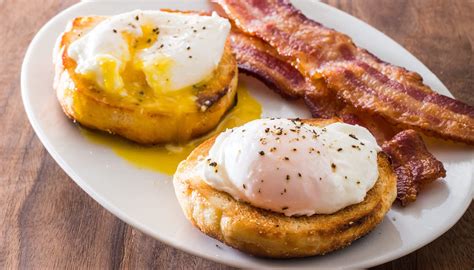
[68, 10, 231, 94]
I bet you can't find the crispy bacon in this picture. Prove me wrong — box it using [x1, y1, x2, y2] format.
[304, 87, 401, 144]
[215, 0, 474, 144]
[230, 30, 310, 99]
[382, 130, 446, 205]
[230, 30, 342, 119]
[340, 107, 400, 145]
[229, 29, 445, 205]
[231, 30, 400, 143]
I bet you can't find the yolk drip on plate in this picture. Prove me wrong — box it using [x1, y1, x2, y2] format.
[79, 84, 262, 175]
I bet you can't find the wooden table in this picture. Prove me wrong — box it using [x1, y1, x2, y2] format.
[1, 0, 472, 268]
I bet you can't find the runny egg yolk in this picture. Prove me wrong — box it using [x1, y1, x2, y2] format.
[96, 24, 183, 98]
[69, 10, 232, 106]
[140, 56, 173, 94]
[98, 56, 123, 93]
[79, 84, 262, 175]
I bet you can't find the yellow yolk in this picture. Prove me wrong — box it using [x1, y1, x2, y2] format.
[141, 56, 173, 94]
[79, 84, 262, 175]
[68, 10, 231, 107]
[81, 23, 170, 96]
[83, 23, 198, 113]
[131, 24, 173, 95]
[97, 24, 164, 94]
[134, 24, 159, 50]
[98, 56, 123, 92]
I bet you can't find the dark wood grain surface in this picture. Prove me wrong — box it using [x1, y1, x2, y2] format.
[0, 0, 472, 269]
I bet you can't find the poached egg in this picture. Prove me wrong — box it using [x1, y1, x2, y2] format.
[67, 10, 230, 95]
[202, 118, 381, 216]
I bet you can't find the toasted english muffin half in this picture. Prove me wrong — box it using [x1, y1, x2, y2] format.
[54, 15, 238, 144]
[173, 118, 397, 258]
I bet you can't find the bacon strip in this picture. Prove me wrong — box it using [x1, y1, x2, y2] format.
[230, 30, 309, 99]
[382, 130, 446, 205]
[229, 30, 446, 205]
[231, 30, 401, 143]
[215, 0, 474, 144]
[231, 31, 344, 119]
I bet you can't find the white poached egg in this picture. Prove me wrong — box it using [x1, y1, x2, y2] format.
[202, 118, 382, 216]
[67, 10, 231, 94]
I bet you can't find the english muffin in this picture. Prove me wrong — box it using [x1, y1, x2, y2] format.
[173, 118, 397, 258]
[54, 11, 237, 144]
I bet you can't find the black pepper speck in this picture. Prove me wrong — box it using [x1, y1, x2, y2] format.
[349, 134, 359, 140]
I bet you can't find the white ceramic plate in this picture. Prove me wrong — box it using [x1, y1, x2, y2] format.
[21, 0, 473, 268]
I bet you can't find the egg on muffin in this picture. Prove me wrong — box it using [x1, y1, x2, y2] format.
[173, 118, 397, 258]
[54, 10, 237, 144]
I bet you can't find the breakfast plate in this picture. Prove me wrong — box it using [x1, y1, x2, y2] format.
[21, 0, 473, 268]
